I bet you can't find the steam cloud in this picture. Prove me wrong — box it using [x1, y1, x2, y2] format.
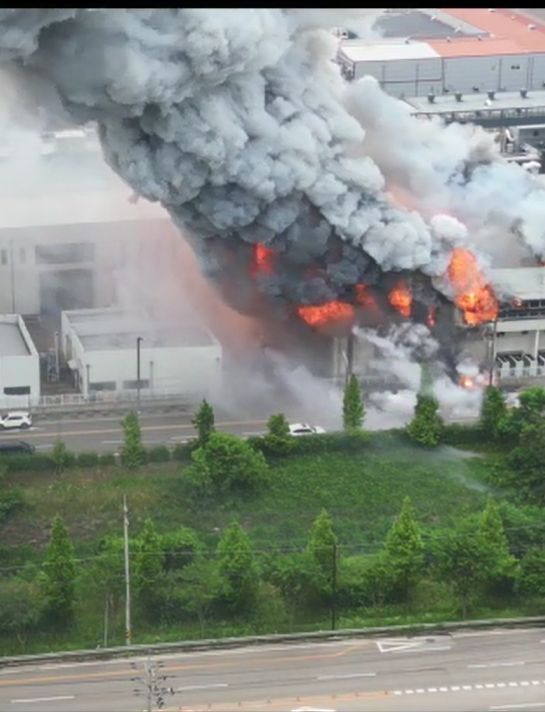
[0, 8, 544, 329]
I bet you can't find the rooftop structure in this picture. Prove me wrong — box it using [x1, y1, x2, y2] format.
[0, 315, 40, 406]
[0, 321, 30, 356]
[492, 267, 545, 303]
[374, 9, 480, 40]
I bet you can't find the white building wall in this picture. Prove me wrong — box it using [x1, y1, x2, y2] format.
[0, 316, 40, 407]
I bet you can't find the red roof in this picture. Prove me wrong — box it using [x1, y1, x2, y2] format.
[428, 36, 526, 58]
[441, 8, 545, 53]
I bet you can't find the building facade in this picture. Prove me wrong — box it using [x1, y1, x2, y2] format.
[0, 315, 40, 408]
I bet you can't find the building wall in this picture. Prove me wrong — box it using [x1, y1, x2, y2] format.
[0, 316, 40, 407]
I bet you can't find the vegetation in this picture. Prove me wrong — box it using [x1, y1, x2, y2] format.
[39, 516, 77, 626]
[192, 399, 215, 446]
[263, 413, 294, 456]
[406, 394, 443, 447]
[343, 374, 365, 431]
[480, 386, 507, 440]
[120, 411, 146, 469]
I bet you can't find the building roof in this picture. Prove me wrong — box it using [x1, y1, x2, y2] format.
[373, 9, 476, 40]
[492, 267, 545, 301]
[406, 89, 545, 115]
[65, 308, 219, 351]
[340, 40, 439, 63]
[442, 8, 545, 52]
[427, 35, 528, 58]
[0, 321, 30, 357]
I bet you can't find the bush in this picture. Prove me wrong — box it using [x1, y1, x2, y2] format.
[51, 441, 76, 471]
[172, 440, 198, 463]
[98, 453, 116, 467]
[76, 452, 99, 468]
[0, 454, 55, 472]
[515, 548, 545, 597]
[146, 445, 171, 463]
[0, 487, 24, 523]
[441, 424, 486, 447]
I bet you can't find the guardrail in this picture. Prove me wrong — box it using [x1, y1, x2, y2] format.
[2, 614, 545, 668]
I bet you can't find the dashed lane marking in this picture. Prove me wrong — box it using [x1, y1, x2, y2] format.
[11, 696, 75, 704]
[390, 679, 545, 696]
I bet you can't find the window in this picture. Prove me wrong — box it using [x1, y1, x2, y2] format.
[19, 248, 26, 264]
[0, 249, 6, 265]
[3, 386, 30, 395]
[35, 242, 95, 264]
[122, 379, 150, 390]
[89, 381, 116, 391]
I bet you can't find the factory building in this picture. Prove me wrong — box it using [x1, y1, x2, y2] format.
[338, 8, 545, 99]
[0, 315, 40, 408]
[61, 308, 222, 401]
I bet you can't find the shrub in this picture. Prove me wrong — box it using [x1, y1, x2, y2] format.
[51, 441, 76, 471]
[146, 445, 171, 463]
[0, 487, 24, 523]
[441, 424, 486, 447]
[261, 414, 294, 457]
[98, 453, 116, 467]
[0, 454, 55, 472]
[515, 548, 545, 597]
[172, 441, 198, 463]
[76, 452, 99, 468]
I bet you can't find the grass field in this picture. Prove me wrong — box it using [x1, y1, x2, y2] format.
[1, 433, 492, 560]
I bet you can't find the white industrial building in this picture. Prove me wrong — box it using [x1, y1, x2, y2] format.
[337, 8, 545, 98]
[0, 315, 40, 407]
[61, 308, 222, 401]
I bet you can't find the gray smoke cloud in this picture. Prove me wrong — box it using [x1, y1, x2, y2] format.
[0, 7, 541, 328]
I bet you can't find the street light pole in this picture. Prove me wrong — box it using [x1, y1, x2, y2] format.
[136, 337, 143, 411]
[123, 495, 131, 646]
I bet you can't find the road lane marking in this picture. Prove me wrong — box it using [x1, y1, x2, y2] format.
[469, 661, 525, 668]
[376, 638, 451, 654]
[176, 683, 228, 692]
[392, 680, 543, 697]
[316, 673, 375, 681]
[11, 695, 75, 704]
[490, 705, 545, 710]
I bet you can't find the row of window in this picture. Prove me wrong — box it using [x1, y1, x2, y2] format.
[3, 386, 30, 395]
[0, 242, 95, 266]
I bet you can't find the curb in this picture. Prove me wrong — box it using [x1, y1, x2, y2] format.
[2, 615, 545, 668]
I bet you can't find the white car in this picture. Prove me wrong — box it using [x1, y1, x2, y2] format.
[288, 422, 326, 437]
[0, 411, 32, 430]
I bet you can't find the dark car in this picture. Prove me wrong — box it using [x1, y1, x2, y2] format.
[0, 441, 35, 455]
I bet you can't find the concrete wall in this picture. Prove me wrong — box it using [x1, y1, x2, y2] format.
[0, 315, 40, 407]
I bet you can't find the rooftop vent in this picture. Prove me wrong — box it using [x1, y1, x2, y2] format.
[446, 36, 451, 42]
[528, 24, 536, 30]
[521, 88, 528, 98]
[427, 93, 436, 104]
[487, 90, 495, 100]
[455, 92, 463, 102]
[488, 8, 496, 11]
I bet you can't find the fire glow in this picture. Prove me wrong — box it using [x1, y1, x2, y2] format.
[388, 280, 412, 318]
[252, 243, 275, 276]
[296, 301, 355, 328]
[427, 305, 437, 329]
[459, 374, 476, 389]
[446, 248, 499, 326]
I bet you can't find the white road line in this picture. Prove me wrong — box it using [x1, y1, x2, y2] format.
[399, 645, 452, 653]
[176, 683, 228, 692]
[490, 704, 545, 711]
[317, 673, 375, 680]
[469, 661, 525, 669]
[101, 439, 122, 444]
[11, 696, 75, 704]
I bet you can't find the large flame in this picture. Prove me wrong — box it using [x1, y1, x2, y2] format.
[388, 280, 412, 318]
[446, 248, 498, 326]
[296, 301, 355, 328]
[252, 243, 275, 276]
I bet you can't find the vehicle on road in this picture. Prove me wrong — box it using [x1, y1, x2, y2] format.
[0, 440, 35, 454]
[288, 422, 326, 437]
[0, 411, 32, 429]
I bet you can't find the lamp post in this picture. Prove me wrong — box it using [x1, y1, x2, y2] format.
[136, 337, 143, 411]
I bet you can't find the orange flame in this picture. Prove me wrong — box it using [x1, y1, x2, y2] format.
[252, 243, 275, 276]
[459, 374, 475, 389]
[296, 301, 355, 328]
[446, 248, 498, 326]
[354, 283, 377, 309]
[426, 305, 437, 328]
[388, 280, 412, 318]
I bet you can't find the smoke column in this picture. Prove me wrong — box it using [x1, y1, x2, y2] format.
[0, 8, 544, 330]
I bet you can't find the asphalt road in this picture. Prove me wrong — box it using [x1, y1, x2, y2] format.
[1, 627, 545, 711]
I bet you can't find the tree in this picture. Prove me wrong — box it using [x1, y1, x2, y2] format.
[161, 527, 202, 572]
[263, 413, 294, 456]
[40, 515, 77, 625]
[308, 509, 337, 592]
[383, 497, 424, 602]
[343, 374, 365, 431]
[506, 421, 545, 503]
[216, 520, 259, 615]
[500, 386, 545, 442]
[190, 432, 269, 494]
[480, 386, 507, 440]
[133, 518, 164, 616]
[178, 558, 222, 635]
[479, 498, 516, 592]
[51, 440, 75, 473]
[0, 578, 41, 647]
[120, 411, 146, 469]
[192, 399, 215, 445]
[515, 548, 545, 597]
[435, 518, 495, 618]
[406, 394, 443, 447]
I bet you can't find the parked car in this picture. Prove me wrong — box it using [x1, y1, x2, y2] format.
[288, 422, 326, 437]
[0, 440, 35, 454]
[0, 411, 32, 429]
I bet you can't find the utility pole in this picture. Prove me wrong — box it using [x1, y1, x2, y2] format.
[488, 318, 498, 386]
[123, 494, 131, 646]
[331, 542, 338, 631]
[131, 658, 175, 711]
[136, 336, 143, 412]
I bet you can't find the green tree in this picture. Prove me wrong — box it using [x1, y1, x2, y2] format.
[190, 431, 269, 494]
[161, 527, 202, 572]
[217, 520, 259, 615]
[263, 413, 294, 456]
[133, 518, 164, 616]
[383, 497, 424, 602]
[40, 515, 77, 625]
[308, 509, 337, 591]
[500, 386, 545, 442]
[480, 386, 507, 440]
[120, 411, 146, 469]
[506, 421, 545, 503]
[0, 578, 41, 648]
[192, 399, 215, 445]
[343, 374, 365, 431]
[435, 519, 495, 618]
[51, 440, 75, 473]
[406, 394, 443, 447]
[515, 548, 545, 597]
[479, 498, 516, 594]
[178, 558, 222, 635]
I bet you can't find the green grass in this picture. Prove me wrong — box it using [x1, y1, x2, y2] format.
[2, 436, 491, 559]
